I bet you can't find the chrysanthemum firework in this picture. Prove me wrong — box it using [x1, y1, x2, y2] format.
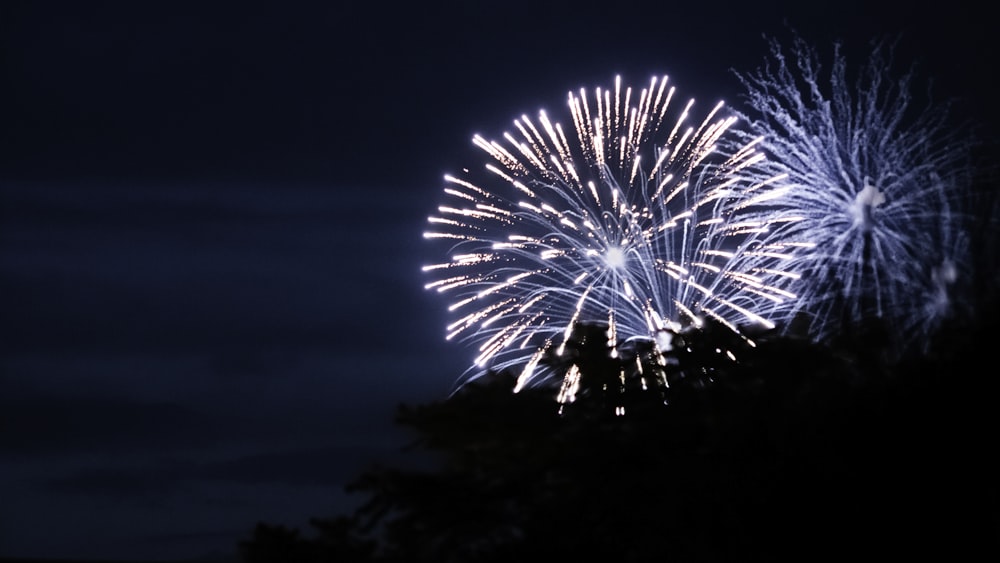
[423, 75, 802, 390]
[729, 34, 976, 358]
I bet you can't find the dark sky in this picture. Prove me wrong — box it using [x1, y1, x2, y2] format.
[1, 1, 995, 560]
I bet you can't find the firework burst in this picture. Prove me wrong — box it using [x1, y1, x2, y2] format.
[423, 75, 801, 390]
[730, 34, 976, 357]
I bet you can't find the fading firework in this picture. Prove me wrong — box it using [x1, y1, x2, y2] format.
[730, 34, 976, 357]
[424, 75, 802, 389]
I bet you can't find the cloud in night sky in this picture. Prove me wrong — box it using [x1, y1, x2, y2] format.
[0, 180, 459, 560]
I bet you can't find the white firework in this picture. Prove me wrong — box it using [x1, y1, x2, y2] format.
[424, 75, 801, 389]
[729, 34, 976, 357]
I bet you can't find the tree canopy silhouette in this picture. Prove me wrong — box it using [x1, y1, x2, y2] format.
[240, 315, 999, 562]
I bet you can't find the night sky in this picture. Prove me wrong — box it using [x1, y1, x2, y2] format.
[1, 1, 996, 561]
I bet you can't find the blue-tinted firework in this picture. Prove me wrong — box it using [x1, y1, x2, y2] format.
[423, 75, 802, 390]
[729, 34, 976, 357]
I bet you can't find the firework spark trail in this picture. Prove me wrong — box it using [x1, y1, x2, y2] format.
[424, 75, 801, 388]
[729, 34, 976, 356]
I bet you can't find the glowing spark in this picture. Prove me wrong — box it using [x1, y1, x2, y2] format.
[729, 33, 976, 357]
[424, 74, 802, 387]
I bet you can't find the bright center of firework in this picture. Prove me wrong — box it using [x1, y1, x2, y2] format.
[605, 246, 626, 270]
[850, 183, 886, 233]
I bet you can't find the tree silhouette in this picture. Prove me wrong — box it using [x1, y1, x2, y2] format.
[240, 317, 999, 562]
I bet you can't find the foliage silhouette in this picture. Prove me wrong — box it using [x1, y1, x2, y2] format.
[240, 315, 999, 562]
